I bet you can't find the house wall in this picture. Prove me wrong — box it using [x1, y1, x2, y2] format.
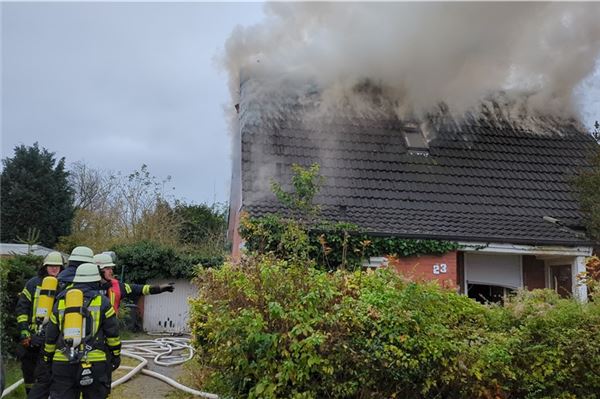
[388, 251, 458, 288]
[231, 212, 243, 262]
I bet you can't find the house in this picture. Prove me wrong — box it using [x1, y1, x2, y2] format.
[0, 243, 62, 258]
[228, 80, 598, 302]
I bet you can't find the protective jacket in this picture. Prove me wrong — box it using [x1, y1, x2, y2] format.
[57, 265, 78, 285]
[100, 279, 157, 313]
[16, 276, 46, 334]
[43, 284, 121, 364]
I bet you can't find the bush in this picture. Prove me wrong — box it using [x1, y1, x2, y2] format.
[0, 254, 40, 358]
[112, 240, 222, 283]
[189, 256, 600, 399]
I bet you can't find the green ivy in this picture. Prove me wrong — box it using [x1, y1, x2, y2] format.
[241, 215, 458, 270]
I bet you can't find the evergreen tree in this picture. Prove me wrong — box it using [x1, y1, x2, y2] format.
[1, 143, 74, 247]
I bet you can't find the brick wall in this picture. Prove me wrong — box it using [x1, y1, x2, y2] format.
[387, 251, 458, 288]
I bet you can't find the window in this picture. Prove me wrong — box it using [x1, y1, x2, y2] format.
[403, 121, 429, 153]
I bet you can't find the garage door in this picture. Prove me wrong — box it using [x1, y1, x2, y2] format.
[465, 253, 522, 289]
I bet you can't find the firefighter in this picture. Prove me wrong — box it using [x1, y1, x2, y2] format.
[15, 251, 64, 395]
[94, 253, 174, 314]
[43, 263, 121, 399]
[57, 246, 94, 289]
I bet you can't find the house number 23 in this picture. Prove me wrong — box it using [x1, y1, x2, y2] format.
[433, 264, 447, 275]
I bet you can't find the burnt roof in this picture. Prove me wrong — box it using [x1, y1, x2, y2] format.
[239, 90, 598, 246]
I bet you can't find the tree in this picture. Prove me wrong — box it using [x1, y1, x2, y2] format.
[574, 121, 600, 242]
[59, 164, 181, 252]
[174, 202, 228, 256]
[1, 143, 74, 247]
[575, 149, 600, 242]
[68, 161, 114, 212]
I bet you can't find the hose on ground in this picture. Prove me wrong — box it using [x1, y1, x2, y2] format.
[1, 336, 218, 398]
[1, 378, 23, 398]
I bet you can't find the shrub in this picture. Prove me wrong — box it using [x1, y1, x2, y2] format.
[112, 240, 222, 283]
[0, 254, 40, 358]
[189, 256, 600, 399]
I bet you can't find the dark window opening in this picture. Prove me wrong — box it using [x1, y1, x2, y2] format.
[468, 284, 514, 304]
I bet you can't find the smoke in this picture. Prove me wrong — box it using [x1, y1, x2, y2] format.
[222, 2, 600, 123]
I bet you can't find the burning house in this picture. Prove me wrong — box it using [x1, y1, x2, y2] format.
[224, 2, 600, 302]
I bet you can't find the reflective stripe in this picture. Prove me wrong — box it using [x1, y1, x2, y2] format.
[142, 285, 150, 295]
[106, 337, 120, 346]
[125, 284, 132, 294]
[53, 349, 107, 362]
[31, 287, 41, 328]
[17, 315, 28, 323]
[21, 288, 32, 301]
[56, 294, 105, 360]
[105, 307, 115, 318]
[44, 343, 56, 353]
[50, 313, 58, 324]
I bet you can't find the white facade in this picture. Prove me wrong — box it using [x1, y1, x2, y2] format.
[142, 278, 198, 333]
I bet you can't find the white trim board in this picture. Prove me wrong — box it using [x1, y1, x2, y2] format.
[459, 242, 592, 257]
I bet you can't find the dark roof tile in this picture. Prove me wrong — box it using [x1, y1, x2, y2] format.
[240, 98, 597, 245]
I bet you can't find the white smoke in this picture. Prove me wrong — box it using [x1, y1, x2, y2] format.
[222, 2, 600, 123]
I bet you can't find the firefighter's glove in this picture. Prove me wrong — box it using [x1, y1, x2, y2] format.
[19, 330, 31, 348]
[30, 333, 45, 348]
[161, 283, 175, 293]
[111, 355, 121, 371]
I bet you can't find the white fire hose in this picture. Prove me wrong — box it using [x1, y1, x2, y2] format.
[1, 336, 218, 399]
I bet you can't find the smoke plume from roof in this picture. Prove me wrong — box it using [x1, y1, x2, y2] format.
[222, 2, 600, 123]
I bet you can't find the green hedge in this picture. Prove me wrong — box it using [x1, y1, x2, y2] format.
[190, 256, 600, 399]
[0, 254, 40, 358]
[112, 240, 222, 283]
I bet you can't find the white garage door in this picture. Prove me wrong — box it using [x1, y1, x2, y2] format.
[143, 278, 198, 333]
[465, 253, 522, 289]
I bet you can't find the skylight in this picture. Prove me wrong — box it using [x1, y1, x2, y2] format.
[403, 121, 429, 152]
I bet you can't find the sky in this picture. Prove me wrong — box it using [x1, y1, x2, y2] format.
[2, 2, 599, 206]
[2, 2, 266, 204]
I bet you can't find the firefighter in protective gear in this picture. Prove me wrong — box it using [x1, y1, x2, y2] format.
[94, 253, 174, 314]
[15, 251, 63, 395]
[57, 246, 94, 289]
[43, 263, 121, 399]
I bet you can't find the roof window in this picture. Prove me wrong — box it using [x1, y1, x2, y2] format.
[403, 121, 429, 155]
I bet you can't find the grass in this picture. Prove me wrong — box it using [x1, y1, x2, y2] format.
[108, 355, 144, 399]
[2, 358, 25, 399]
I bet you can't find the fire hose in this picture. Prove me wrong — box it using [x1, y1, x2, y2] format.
[1, 336, 218, 398]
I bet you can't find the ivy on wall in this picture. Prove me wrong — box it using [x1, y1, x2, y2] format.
[240, 214, 459, 270]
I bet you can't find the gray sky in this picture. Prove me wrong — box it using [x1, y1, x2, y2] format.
[2, 2, 599, 206]
[2, 2, 265, 204]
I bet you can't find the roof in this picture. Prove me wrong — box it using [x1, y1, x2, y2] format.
[238, 86, 598, 246]
[0, 243, 57, 257]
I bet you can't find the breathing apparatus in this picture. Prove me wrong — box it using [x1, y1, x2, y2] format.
[35, 276, 58, 327]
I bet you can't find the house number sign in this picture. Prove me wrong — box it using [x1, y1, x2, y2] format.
[433, 264, 447, 275]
